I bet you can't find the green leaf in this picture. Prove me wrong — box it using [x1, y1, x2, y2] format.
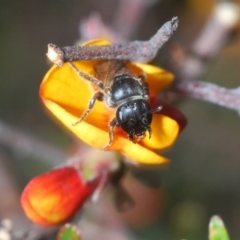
[209, 216, 230, 240]
[57, 224, 81, 240]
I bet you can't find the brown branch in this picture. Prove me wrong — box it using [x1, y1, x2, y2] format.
[173, 80, 240, 114]
[47, 17, 179, 66]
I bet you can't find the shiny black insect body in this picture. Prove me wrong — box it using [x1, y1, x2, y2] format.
[69, 60, 161, 149]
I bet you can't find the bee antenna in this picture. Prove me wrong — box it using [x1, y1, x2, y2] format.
[145, 106, 162, 115]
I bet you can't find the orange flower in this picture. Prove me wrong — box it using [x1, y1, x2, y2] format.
[40, 39, 185, 165]
[21, 167, 99, 226]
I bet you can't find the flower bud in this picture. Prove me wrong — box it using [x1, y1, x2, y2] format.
[21, 167, 99, 226]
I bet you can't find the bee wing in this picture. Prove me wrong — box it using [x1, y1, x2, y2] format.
[94, 60, 128, 88]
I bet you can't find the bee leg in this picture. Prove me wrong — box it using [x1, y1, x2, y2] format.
[72, 92, 103, 126]
[135, 73, 149, 98]
[69, 62, 103, 88]
[136, 73, 147, 84]
[148, 127, 152, 139]
[102, 118, 118, 150]
[128, 133, 136, 143]
[135, 133, 146, 142]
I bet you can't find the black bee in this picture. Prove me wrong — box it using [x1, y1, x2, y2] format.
[69, 60, 161, 149]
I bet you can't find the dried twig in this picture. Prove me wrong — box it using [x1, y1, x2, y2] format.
[170, 2, 240, 113]
[47, 17, 179, 66]
[173, 80, 240, 114]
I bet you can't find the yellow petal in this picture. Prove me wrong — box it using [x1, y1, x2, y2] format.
[142, 114, 179, 149]
[42, 98, 111, 147]
[120, 141, 170, 165]
[131, 63, 174, 94]
[42, 99, 170, 165]
[40, 60, 110, 130]
[82, 39, 112, 46]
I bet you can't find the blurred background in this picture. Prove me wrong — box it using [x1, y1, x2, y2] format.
[0, 0, 240, 239]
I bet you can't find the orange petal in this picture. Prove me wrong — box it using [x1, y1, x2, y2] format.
[21, 167, 98, 226]
[42, 98, 111, 148]
[40, 60, 110, 130]
[119, 141, 170, 165]
[142, 114, 179, 149]
[131, 63, 174, 94]
[42, 99, 170, 165]
[40, 39, 113, 124]
[21, 192, 51, 226]
[82, 39, 112, 46]
[156, 100, 187, 132]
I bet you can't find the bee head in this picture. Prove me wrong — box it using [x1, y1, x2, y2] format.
[116, 100, 152, 143]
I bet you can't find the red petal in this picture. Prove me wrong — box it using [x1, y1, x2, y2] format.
[21, 167, 98, 226]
